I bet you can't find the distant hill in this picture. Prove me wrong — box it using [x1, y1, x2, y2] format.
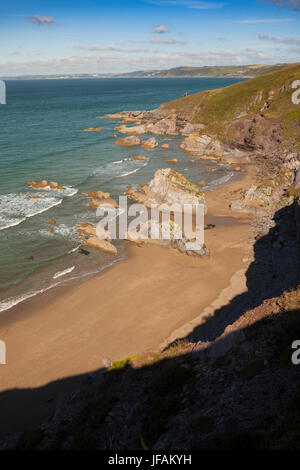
[2, 63, 298, 80]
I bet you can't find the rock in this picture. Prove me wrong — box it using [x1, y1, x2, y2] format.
[166, 158, 177, 164]
[27, 195, 42, 199]
[75, 224, 97, 237]
[57, 186, 64, 190]
[198, 180, 205, 187]
[48, 220, 56, 225]
[84, 237, 117, 254]
[180, 135, 223, 158]
[148, 168, 206, 210]
[161, 154, 168, 158]
[46, 226, 53, 233]
[102, 357, 114, 369]
[27, 179, 48, 188]
[83, 127, 102, 132]
[116, 124, 146, 135]
[146, 118, 177, 136]
[142, 137, 158, 149]
[161, 143, 169, 149]
[89, 197, 119, 210]
[115, 135, 141, 146]
[181, 123, 205, 136]
[79, 247, 90, 255]
[295, 198, 300, 242]
[87, 190, 110, 199]
[35, 180, 48, 188]
[295, 169, 300, 190]
[235, 167, 241, 172]
[132, 156, 147, 161]
[49, 181, 59, 189]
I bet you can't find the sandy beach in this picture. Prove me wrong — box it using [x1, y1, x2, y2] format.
[0, 167, 254, 435]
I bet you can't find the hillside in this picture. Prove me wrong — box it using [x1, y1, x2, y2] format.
[151, 64, 291, 78]
[160, 63, 300, 155]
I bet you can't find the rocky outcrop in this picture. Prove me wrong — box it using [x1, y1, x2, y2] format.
[84, 237, 117, 254]
[126, 219, 209, 258]
[142, 137, 158, 149]
[132, 156, 147, 161]
[27, 180, 65, 190]
[114, 136, 141, 146]
[230, 169, 297, 215]
[180, 134, 223, 158]
[86, 189, 119, 210]
[181, 123, 205, 136]
[83, 127, 102, 132]
[126, 169, 206, 215]
[116, 124, 146, 135]
[161, 143, 169, 149]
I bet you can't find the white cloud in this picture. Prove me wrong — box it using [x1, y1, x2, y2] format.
[259, 33, 300, 45]
[73, 44, 152, 53]
[151, 37, 187, 44]
[152, 25, 168, 33]
[26, 15, 55, 25]
[262, 0, 300, 11]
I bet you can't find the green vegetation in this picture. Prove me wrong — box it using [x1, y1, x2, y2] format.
[161, 63, 300, 151]
[108, 356, 138, 372]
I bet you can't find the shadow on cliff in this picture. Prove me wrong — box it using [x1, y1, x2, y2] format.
[0, 202, 299, 448]
[184, 201, 300, 343]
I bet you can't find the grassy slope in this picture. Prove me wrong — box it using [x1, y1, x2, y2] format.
[157, 64, 291, 78]
[161, 63, 300, 151]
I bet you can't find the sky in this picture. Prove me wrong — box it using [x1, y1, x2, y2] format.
[0, 0, 300, 76]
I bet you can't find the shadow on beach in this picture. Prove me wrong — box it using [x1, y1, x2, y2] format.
[0, 202, 299, 449]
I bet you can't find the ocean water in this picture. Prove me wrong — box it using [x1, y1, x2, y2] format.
[0, 77, 245, 312]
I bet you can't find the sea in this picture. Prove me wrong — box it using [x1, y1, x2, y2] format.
[0, 77, 246, 313]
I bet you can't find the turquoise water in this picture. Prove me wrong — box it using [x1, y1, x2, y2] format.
[0, 77, 245, 312]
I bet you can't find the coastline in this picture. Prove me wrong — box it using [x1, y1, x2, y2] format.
[0, 165, 256, 434]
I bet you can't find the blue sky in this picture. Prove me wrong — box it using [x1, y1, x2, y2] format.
[0, 0, 300, 76]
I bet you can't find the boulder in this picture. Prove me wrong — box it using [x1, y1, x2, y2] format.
[84, 237, 117, 254]
[89, 197, 119, 210]
[166, 158, 177, 165]
[49, 181, 59, 189]
[48, 219, 56, 225]
[83, 127, 102, 132]
[180, 135, 222, 157]
[87, 190, 110, 199]
[27, 195, 42, 199]
[161, 143, 169, 149]
[35, 180, 48, 188]
[181, 123, 205, 136]
[142, 137, 158, 149]
[116, 124, 146, 135]
[115, 136, 141, 146]
[132, 156, 147, 161]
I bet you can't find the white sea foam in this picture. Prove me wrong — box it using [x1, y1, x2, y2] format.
[203, 172, 234, 191]
[0, 193, 63, 231]
[93, 158, 149, 183]
[53, 266, 75, 279]
[0, 257, 123, 313]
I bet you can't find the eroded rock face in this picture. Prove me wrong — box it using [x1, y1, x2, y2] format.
[148, 168, 206, 209]
[181, 123, 205, 136]
[180, 134, 223, 158]
[114, 135, 141, 146]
